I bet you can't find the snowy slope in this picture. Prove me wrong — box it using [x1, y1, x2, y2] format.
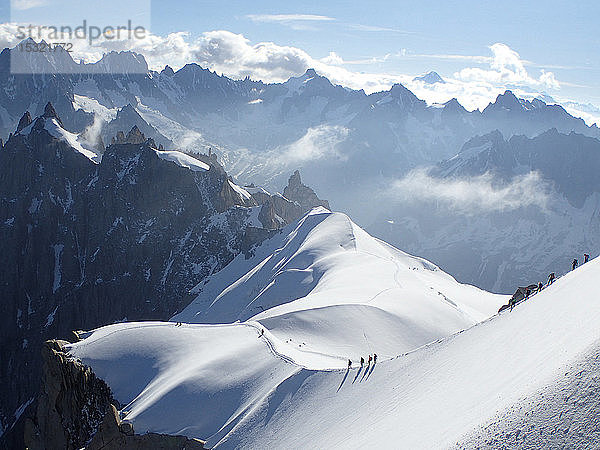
[154, 149, 210, 172]
[66, 207, 510, 446]
[19, 116, 100, 163]
[216, 256, 600, 449]
[173, 207, 506, 367]
[67, 255, 600, 448]
[67, 322, 300, 444]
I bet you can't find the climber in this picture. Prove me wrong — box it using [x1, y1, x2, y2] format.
[373, 354, 378, 364]
[547, 272, 556, 286]
[348, 359, 352, 369]
[537, 282, 543, 292]
[368, 355, 372, 365]
[360, 357, 364, 367]
[584, 253, 590, 264]
[572, 258, 578, 271]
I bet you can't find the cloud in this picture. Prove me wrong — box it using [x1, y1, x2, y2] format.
[246, 14, 335, 23]
[454, 43, 559, 90]
[193, 30, 314, 81]
[390, 169, 551, 213]
[406, 53, 492, 64]
[278, 125, 349, 163]
[246, 14, 335, 30]
[345, 23, 413, 34]
[0, 25, 587, 118]
[10, 0, 48, 10]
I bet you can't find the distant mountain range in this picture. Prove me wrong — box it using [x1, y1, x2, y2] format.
[1, 40, 600, 448]
[0, 40, 599, 288]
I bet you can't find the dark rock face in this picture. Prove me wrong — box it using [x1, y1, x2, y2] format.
[16, 112, 32, 133]
[283, 170, 330, 212]
[24, 340, 205, 450]
[0, 108, 266, 447]
[105, 105, 172, 149]
[24, 340, 113, 449]
[255, 171, 330, 230]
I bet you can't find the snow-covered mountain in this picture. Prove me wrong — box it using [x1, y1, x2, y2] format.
[372, 129, 600, 292]
[413, 71, 445, 84]
[0, 104, 328, 446]
[173, 208, 504, 361]
[4, 41, 600, 448]
[62, 216, 600, 448]
[58, 207, 504, 446]
[1, 43, 598, 255]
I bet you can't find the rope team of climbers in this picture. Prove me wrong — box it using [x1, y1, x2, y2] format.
[503, 252, 591, 313]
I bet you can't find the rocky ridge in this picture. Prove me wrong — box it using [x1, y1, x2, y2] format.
[0, 104, 328, 448]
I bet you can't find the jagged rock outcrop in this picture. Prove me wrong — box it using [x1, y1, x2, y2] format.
[218, 177, 256, 212]
[283, 170, 330, 211]
[104, 105, 172, 150]
[24, 340, 204, 449]
[0, 107, 268, 448]
[24, 340, 113, 449]
[255, 170, 330, 230]
[16, 111, 32, 133]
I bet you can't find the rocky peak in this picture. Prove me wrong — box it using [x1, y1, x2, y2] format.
[111, 126, 147, 145]
[442, 98, 467, 113]
[282, 170, 330, 212]
[413, 71, 445, 84]
[288, 169, 302, 189]
[16, 111, 32, 133]
[41, 102, 64, 127]
[125, 125, 146, 144]
[491, 90, 522, 110]
[304, 68, 318, 78]
[24, 340, 205, 449]
[92, 50, 149, 74]
[389, 83, 425, 109]
[161, 65, 175, 77]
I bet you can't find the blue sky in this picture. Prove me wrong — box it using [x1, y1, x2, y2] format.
[148, 1, 599, 102]
[3, 0, 600, 116]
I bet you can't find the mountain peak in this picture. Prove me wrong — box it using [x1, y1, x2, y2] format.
[161, 65, 175, 77]
[413, 71, 445, 84]
[42, 102, 63, 127]
[304, 68, 318, 78]
[481, 90, 525, 114]
[389, 83, 421, 103]
[16, 111, 32, 133]
[93, 51, 148, 74]
[442, 98, 467, 112]
[283, 170, 330, 211]
[495, 90, 521, 107]
[125, 125, 146, 144]
[288, 169, 302, 188]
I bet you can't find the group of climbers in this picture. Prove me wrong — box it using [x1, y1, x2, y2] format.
[572, 253, 590, 271]
[506, 253, 591, 312]
[348, 353, 377, 369]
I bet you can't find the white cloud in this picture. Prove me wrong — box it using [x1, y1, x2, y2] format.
[278, 125, 349, 163]
[320, 51, 344, 65]
[455, 43, 559, 90]
[0, 25, 589, 119]
[390, 169, 551, 213]
[194, 30, 314, 81]
[246, 14, 335, 23]
[345, 23, 413, 34]
[246, 14, 335, 31]
[10, 0, 48, 10]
